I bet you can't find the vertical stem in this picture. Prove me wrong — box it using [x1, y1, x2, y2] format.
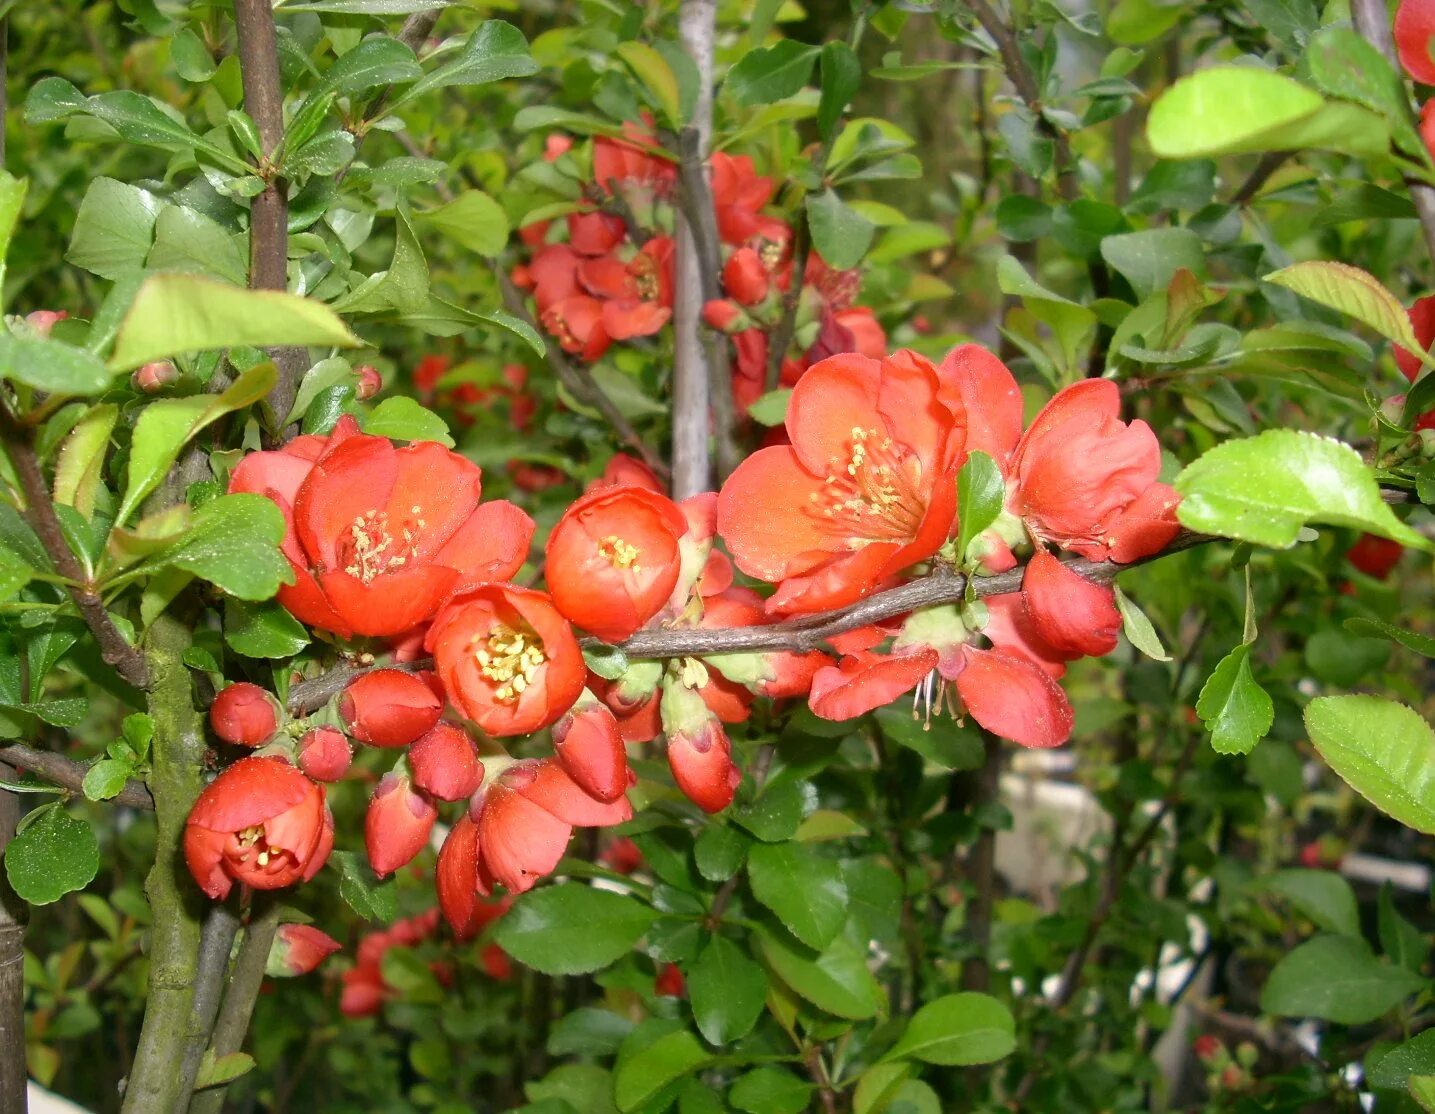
[174, 904, 242, 1108]
[123, 615, 207, 1114]
[232, 0, 305, 432]
[956, 732, 1002, 995]
[671, 0, 717, 499]
[0, 761, 26, 1114]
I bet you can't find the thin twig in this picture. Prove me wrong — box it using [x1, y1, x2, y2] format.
[0, 744, 153, 809]
[1350, 0, 1435, 269]
[0, 409, 150, 688]
[1230, 151, 1292, 206]
[233, 0, 306, 433]
[176, 902, 242, 1107]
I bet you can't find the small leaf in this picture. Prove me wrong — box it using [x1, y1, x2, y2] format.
[882, 992, 1016, 1066]
[361, 397, 454, 446]
[954, 451, 1005, 561]
[4, 807, 100, 905]
[746, 389, 791, 427]
[1251, 869, 1360, 937]
[54, 404, 119, 518]
[81, 759, 136, 803]
[494, 883, 657, 975]
[725, 40, 819, 105]
[155, 494, 292, 601]
[1264, 260, 1428, 362]
[1113, 585, 1171, 662]
[1261, 934, 1426, 1024]
[195, 1051, 255, 1090]
[225, 599, 310, 658]
[756, 926, 884, 1020]
[1174, 430, 1431, 551]
[0, 336, 117, 396]
[806, 189, 874, 270]
[417, 190, 510, 258]
[817, 41, 861, 139]
[1195, 644, 1273, 756]
[332, 850, 399, 922]
[729, 1067, 813, 1114]
[1100, 228, 1205, 301]
[109, 273, 360, 371]
[613, 1029, 711, 1113]
[747, 841, 848, 950]
[1305, 696, 1435, 834]
[687, 935, 767, 1045]
[396, 20, 537, 104]
[170, 28, 217, 82]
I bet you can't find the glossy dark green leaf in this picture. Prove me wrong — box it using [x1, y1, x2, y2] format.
[495, 884, 657, 975]
[687, 936, 766, 1045]
[729, 1068, 813, 1114]
[817, 41, 861, 139]
[806, 189, 874, 270]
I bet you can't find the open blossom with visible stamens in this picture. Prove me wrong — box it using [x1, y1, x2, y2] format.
[425, 585, 586, 736]
[717, 351, 966, 614]
[545, 484, 688, 642]
[228, 418, 534, 639]
[183, 757, 332, 899]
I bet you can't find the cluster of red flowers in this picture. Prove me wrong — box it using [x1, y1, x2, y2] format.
[184, 340, 1179, 995]
[511, 119, 885, 414]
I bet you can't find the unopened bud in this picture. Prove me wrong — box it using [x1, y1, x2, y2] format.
[133, 360, 178, 393]
[354, 364, 382, 400]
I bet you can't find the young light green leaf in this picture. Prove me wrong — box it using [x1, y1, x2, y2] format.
[82, 758, 137, 803]
[1174, 430, 1431, 551]
[109, 274, 360, 370]
[1147, 67, 1324, 157]
[1264, 261, 1428, 362]
[1112, 585, 1171, 662]
[881, 992, 1016, 1066]
[361, 397, 454, 446]
[1195, 644, 1273, 756]
[0, 336, 118, 396]
[54, 404, 118, 518]
[616, 41, 682, 127]
[416, 190, 510, 258]
[66, 177, 162, 281]
[1305, 696, 1435, 833]
[747, 388, 791, 427]
[4, 807, 100, 905]
[954, 451, 1005, 561]
[725, 40, 819, 105]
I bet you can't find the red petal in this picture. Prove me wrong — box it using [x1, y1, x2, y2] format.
[294, 434, 398, 571]
[955, 647, 1073, 748]
[716, 446, 837, 582]
[785, 354, 885, 477]
[936, 344, 1023, 468]
[1021, 551, 1120, 658]
[317, 564, 460, 639]
[432, 499, 536, 587]
[808, 648, 937, 721]
[1396, 0, 1435, 83]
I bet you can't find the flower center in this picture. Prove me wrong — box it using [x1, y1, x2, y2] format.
[808, 427, 924, 542]
[231, 824, 287, 869]
[631, 256, 659, 301]
[757, 237, 783, 270]
[598, 534, 641, 570]
[341, 506, 426, 583]
[473, 623, 547, 703]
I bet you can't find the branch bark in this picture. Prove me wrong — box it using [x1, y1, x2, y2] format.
[0, 745, 153, 810]
[1351, 0, 1435, 267]
[175, 903, 242, 1109]
[286, 654, 431, 718]
[0, 759, 25, 1114]
[0, 410, 150, 688]
[233, 0, 306, 433]
[671, 0, 719, 500]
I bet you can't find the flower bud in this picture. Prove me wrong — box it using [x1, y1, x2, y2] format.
[132, 360, 179, 393]
[702, 298, 749, 333]
[553, 692, 629, 803]
[723, 247, 770, 306]
[266, 924, 341, 977]
[339, 964, 387, 1018]
[340, 669, 442, 747]
[296, 726, 352, 783]
[409, 722, 483, 801]
[660, 679, 740, 813]
[210, 683, 281, 747]
[25, 310, 67, 337]
[354, 363, 383, 400]
[364, 769, 438, 878]
[1193, 1034, 1223, 1064]
[654, 963, 686, 997]
[436, 813, 482, 938]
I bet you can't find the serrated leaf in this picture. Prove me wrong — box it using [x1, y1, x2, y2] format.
[494, 883, 657, 975]
[361, 397, 453, 446]
[396, 20, 537, 105]
[746, 842, 847, 950]
[1344, 617, 1435, 658]
[806, 189, 874, 270]
[687, 936, 767, 1045]
[1305, 696, 1435, 833]
[1261, 934, 1426, 1023]
[1195, 644, 1272, 756]
[4, 807, 99, 905]
[1264, 261, 1428, 361]
[154, 494, 292, 600]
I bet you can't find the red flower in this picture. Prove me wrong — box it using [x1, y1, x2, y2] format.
[296, 726, 352, 783]
[339, 963, 388, 1017]
[600, 837, 644, 875]
[409, 722, 483, 801]
[1347, 533, 1405, 579]
[580, 237, 675, 340]
[552, 691, 630, 803]
[809, 648, 939, 721]
[183, 757, 331, 899]
[1397, 0, 1435, 83]
[546, 485, 688, 641]
[717, 352, 966, 613]
[436, 814, 485, 938]
[1020, 550, 1121, 659]
[541, 294, 611, 360]
[711, 153, 785, 246]
[267, 924, 341, 977]
[544, 133, 573, 162]
[723, 247, 770, 306]
[229, 421, 534, 639]
[567, 211, 626, 256]
[593, 118, 676, 197]
[1395, 293, 1435, 431]
[587, 452, 664, 494]
[339, 669, 442, 748]
[209, 682, 280, 747]
[426, 585, 586, 736]
[413, 355, 451, 396]
[654, 963, 686, 997]
[364, 768, 438, 878]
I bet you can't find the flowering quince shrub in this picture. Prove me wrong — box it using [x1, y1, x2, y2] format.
[1, 3, 1435, 1114]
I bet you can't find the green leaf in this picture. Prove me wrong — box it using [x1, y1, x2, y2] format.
[1370, 1031, 1435, 1089]
[326, 207, 429, 316]
[494, 883, 657, 975]
[1146, 66, 1325, 157]
[693, 823, 751, 882]
[225, 599, 310, 658]
[1379, 882, 1427, 972]
[1263, 261, 1428, 362]
[332, 849, 399, 923]
[725, 40, 819, 105]
[1100, 228, 1205, 301]
[170, 27, 217, 82]
[729, 1068, 813, 1114]
[1112, 585, 1171, 662]
[417, 190, 510, 258]
[1260, 934, 1426, 1024]
[526, 1064, 618, 1114]
[747, 841, 848, 950]
[0, 336, 117, 396]
[954, 451, 1004, 560]
[817, 41, 861, 139]
[156, 494, 292, 601]
[83, 90, 246, 169]
[309, 35, 421, 104]
[147, 205, 247, 285]
[882, 992, 1016, 1066]
[613, 1029, 711, 1113]
[756, 926, 884, 1019]
[688, 935, 767, 1045]
[117, 363, 277, 525]
[747, 388, 791, 427]
[109, 273, 359, 371]
[587, 365, 668, 419]
[1344, 617, 1435, 659]
[195, 1051, 255, 1090]
[54, 405, 118, 520]
[473, 308, 546, 359]
[1195, 644, 1272, 756]
[806, 189, 875, 270]
[361, 397, 454, 446]
[286, 356, 357, 426]
[4, 807, 100, 905]
[1305, 696, 1435, 834]
[0, 549, 32, 604]
[0, 171, 26, 295]
[1306, 27, 1425, 157]
[875, 705, 984, 771]
[1174, 430, 1431, 551]
[67, 178, 161, 282]
[1252, 869, 1360, 937]
[616, 41, 681, 127]
[81, 758, 136, 803]
[547, 1009, 634, 1057]
[396, 20, 537, 105]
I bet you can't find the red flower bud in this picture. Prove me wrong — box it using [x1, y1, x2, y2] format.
[364, 770, 438, 878]
[183, 757, 331, 899]
[702, 298, 747, 333]
[296, 726, 352, 782]
[1193, 1034, 1222, 1063]
[266, 924, 341, 977]
[723, 247, 770, 305]
[544, 133, 573, 162]
[409, 722, 483, 801]
[661, 681, 740, 813]
[340, 669, 442, 747]
[354, 363, 382, 400]
[654, 963, 686, 997]
[1397, 0, 1435, 84]
[436, 813, 484, 939]
[552, 693, 629, 803]
[587, 453, 665, 495]
[132, 360, 179, 393]
[24, 310, 67, 337]
[1020, 550, 1121, 659]
[339, 964, 387, 1017]
[600, 837, 644, 875]
[1347, 533, 1404, 579]
[209, 683, 280, 747]
[481, 943, 512, 980]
